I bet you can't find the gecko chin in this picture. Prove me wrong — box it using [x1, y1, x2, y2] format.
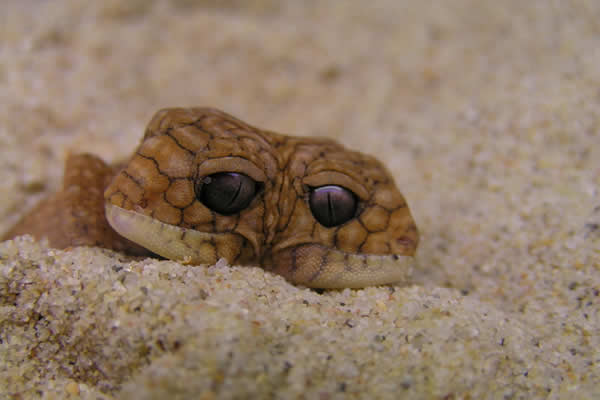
[104, 203, 254, 265]
[263, 244, 415, 289]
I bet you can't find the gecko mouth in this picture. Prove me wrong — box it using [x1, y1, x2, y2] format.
[105, 203, 415, 288]
[264, 244, 416, 289]
[105, 203, 253, 265]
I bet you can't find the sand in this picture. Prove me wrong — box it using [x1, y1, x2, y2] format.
[1, 1, 599, 399]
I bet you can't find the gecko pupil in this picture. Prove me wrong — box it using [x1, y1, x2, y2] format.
[198, 172, 258, 215]
[309, 185, 357, 227]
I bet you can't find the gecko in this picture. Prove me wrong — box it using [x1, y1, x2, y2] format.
[3, 107, 419, 288]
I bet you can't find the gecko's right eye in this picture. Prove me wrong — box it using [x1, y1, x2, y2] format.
[196, 172, 259, 215]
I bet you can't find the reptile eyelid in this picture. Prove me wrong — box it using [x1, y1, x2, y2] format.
[303, 171, 369, 200]
[196, 157, 266, 182]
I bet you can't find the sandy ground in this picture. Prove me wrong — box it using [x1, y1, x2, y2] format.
[1, 1, 599, 399]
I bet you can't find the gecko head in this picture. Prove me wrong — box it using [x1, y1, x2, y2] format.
[262, 139, 419, 288]
[104, 107, 279, 266]
[104, 107, 419, 288]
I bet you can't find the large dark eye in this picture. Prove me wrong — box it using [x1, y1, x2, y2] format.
[197, 172, 258, 215]
[309, 185, 357, 227]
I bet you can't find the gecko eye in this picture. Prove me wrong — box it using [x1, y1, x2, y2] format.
[197, 172, 258, 215]
[309, 185, 357, 227]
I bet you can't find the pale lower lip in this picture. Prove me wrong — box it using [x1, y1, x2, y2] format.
[266, 243, 415, 289]
[105, 202, 244, 265]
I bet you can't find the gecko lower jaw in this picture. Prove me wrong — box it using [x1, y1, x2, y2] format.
[105, 203, 415, 288]
[104, 203, 252, 265]
[263, 244, 415, 289]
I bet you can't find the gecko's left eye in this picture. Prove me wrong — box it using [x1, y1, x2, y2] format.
[197, 172, 258, 215]
[309, 185, 357, 228]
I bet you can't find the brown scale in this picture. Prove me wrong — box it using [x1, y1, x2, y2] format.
[3, 108, 419, 288]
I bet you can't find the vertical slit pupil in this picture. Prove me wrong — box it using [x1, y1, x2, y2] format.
[309, 185, 357, 228]
[327, 191, 335, 227]
[226, 177, 243, 209]
[197, 172, 257, 215]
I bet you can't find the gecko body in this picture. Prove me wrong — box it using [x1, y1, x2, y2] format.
[5, 108, 419, 288]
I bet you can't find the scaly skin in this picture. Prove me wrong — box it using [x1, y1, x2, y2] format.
[4, 107, 419, 288]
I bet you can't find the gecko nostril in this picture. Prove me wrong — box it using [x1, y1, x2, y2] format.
[395, 238, 413, 249]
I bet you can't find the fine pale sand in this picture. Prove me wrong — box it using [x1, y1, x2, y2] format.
[1, 1, 599, 399]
